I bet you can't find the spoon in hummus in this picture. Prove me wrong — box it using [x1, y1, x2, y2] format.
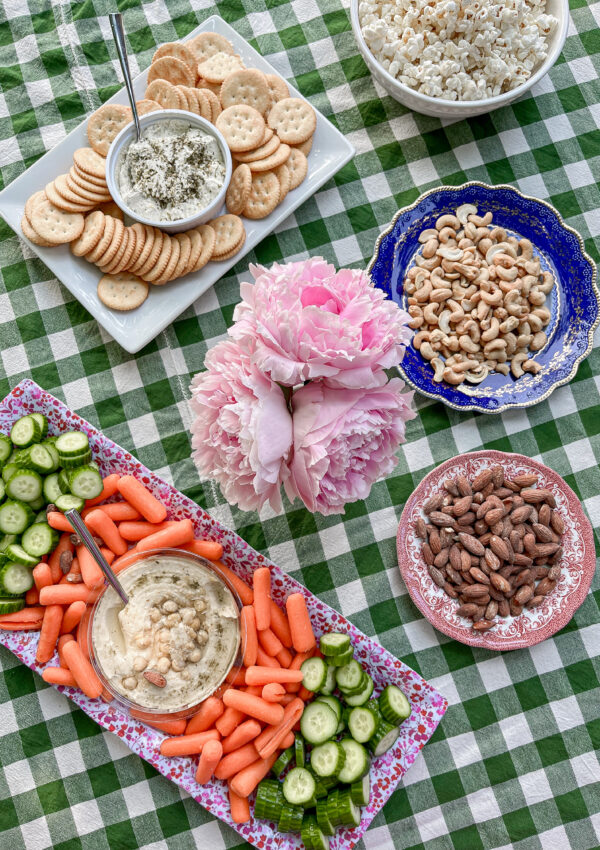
[65, 509, 129, 605]
[109, 12, 141, 143]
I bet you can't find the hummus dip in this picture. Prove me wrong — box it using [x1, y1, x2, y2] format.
[117, 119, 225, 222]
[91, 554, 240, 711]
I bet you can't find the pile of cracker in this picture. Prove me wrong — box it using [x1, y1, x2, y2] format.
[20, 31, 316, 313]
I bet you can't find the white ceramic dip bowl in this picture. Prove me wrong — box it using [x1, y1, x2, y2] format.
[106, 110, 232, 234]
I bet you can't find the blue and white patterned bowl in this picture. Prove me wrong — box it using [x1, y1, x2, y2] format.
[368, 182, 599, 414]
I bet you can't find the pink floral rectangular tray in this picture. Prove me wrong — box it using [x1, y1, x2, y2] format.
[0, 379, 448, 849]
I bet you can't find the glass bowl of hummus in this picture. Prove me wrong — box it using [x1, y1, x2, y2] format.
[105, 110, 232, 233]
[87, 548, 242, 718]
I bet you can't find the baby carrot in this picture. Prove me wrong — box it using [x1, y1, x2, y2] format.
[226, 667, 247, 686]
[42, 667, 78, 687]
[216, 706, 246, 738]
[244, 685, 263, 697]
[229, 752, 279, 798]
[94, 502, 141, 521]
[214, 742, 259, 780]
[47, 512, 74, 532]
[276, 648, 293, 668]
[222, 690, 284, 726]
[117, 476, 167, 523]
[77, 545, 105, 590]
[228, 784, 250, 824]
[48, 532, 74, 583]
[85, 510, 128, 556]
[256, 646, 280, 669]
[32, 562, 53, 591]
[160, 729, 220, 757]
[257, 627, 283, 657]
[118, 521, 176, 542]
[85, 473, 120, 507]
[36, 605, 63, 664]
[178, 539, 224, 561]
[253, 567, 271, 631]
[281, 731, 295, 749]
[0, 606, 44, 630]
[212, 561, 253, 606]
[262, 683, 286, 703]
[269, 600, 292, 648]
[255, 698, 304, 760]
[62, 640, 103, 699]
[299, 685, 313, 702]
[221, 719, 262, 754]
[57, 633, 75, 667]
[286, 593, 316, 653]
[244, 666, 304, 687]
[135, 519, 194, 553]
[60, 600, 87, 635]
[279, 694, 298, 706]
[195, 739, 223, 784]
[241, 605, 258, 668]
[185, 696, 224, 735]
[101, 547, 115, 566]
[25, 587, 40, 606]
[144, 718, 187, 735]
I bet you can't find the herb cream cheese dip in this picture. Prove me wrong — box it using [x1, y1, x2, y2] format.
[117, 119, 226, 222]
[91, 554, 240, 712]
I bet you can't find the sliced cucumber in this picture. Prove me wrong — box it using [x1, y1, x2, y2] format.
[0, 434, 12, 465]
[300, 701, 338, 746]
[366, 720, 399, 756]
[1, 463, 18, 484]
[294, 733, 305, 768]
[68, 465, 103, 500]
[5, 543, 38, 568]
[314, 695, 342, 721]
[54, 494, 85, 513]
[283, 767, 316, 807]
[30, 413, 48, 439]
[21, 523, 59, 558]
[34, 510, 48, 524]
[14, 444, 54, 474]
[348, 706, 379, 744]
[344, 675, 374, 707]
[0, 533, 17, 553]
[337, 739, 370, 784]
[350, 774, 371, 807]
[0, 597, 25, 614]
[43, 473, 63, 505]
[10, 415, 41, 448]
[60, 449, 92, 469]
[301, 657, 327, 693]
[0, 500, 34, 535]
[55, 431, 89, 457]
[318, 663, 337, 695]
[316, 798, 336, 836]
[310, 741, 346, 778]
[6, 469, 43, 503]
[0, 561, 33, 595]
[379, 684, 411, 725]
[333, 789, 361, 828]
[335, 659, 364, 692]
[301, 815, 329, 850]
[278, 802, 304, 833]
[42, 441, 60, 472]
[0, 480, 4, 504]
[272, 746, 294, 778]
[319, 632, 351, 657]
[58, 469, 71, 494]
[329, 646, 354, 667]
[254, 779, 284, 821]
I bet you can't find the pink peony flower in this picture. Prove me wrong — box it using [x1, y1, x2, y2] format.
[189, 338, 293, 513]
[230, 258, 412, 388]
[285, 374, 416, 515]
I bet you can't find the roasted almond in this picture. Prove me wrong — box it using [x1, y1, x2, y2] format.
[415, 517, 428, 539]
[434, 548, 450, 568]
[456, 603, 479, 618]
[461, 584, 490, 599]
[550, 511, 565, 535]
[514, 584, 534, 605]
[424, 493, 445, 514]
[453, 495, 473, 517]
[447, 565, 462, 585]
[548, 565, 561, 581]
[473, 619, 495, 631]
[510, 505, 532, 524]
[470, 567, 490, 585]
[491, 465, 504, 488]
[472, 468, 493, 491]
[444, 582, 458, 598]
[526, 595, 545, 609]
[485, 600, 498, 620]
[429, 528, 442, 554]
[538, 504, 551, 527]
[498, 598, 510, 617]
[520, 488, 547, 504]
[489, 535, 509, 561]
[422, 543, 434, 566]
[143, 670, 166, 688]
[484, 548, 501, 570]
[444, 478, 459, 496]
[513, 552, 533, 567]
[490, 572, 511, 593]
[534, 542, 561, 558]
[456, 475, 472, 497]
[460, 549, 472, 571]
[536, 577, 557, 596]
[428, 511, 456, 528]
[428, 565, 446, 588]
[485, 507, 505, 526]
[457, 511, 476, 526]
[512, 473, 538, 488]
[60, 550, 73, 574]
[509, 598, 523, 617]
[458, 532, 485, 556]
[532, 522, 553, 543]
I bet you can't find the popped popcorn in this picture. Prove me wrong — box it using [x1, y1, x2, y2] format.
[358, 0, 557, 101]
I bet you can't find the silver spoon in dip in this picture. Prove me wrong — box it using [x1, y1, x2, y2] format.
[109, 12, 141, 143]
[65, 508, 129, 605]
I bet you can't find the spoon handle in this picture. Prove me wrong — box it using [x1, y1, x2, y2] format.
[109, 12, 141, 142]
[65, 509, 129, 605]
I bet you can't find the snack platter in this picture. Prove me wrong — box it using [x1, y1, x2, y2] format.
[0, 17, 355, 354]
[0, 379, 447, 849]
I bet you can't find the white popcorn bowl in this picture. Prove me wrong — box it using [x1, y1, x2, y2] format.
[350, 0, 569, 119]
[105, 110, 232, 234]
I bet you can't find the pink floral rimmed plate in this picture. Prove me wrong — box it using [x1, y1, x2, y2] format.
[397, 450, 596, 651]
[0, 379, 447, 850]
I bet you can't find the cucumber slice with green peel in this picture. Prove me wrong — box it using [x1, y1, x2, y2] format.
[0, 562, 33, 595]
[30, 413, 48, 439]
[319, 632, 351, 657]
[34, 510, 48, 524]
[0, 500, 34, 535]
[310, 741, 346, 778]
[348, 706, 379, 744]
[301, 657, 327, 692]
[294, 733, 305, 767]
[344, 675, 374, 706]
[319, 663, 337, 695]
[0, 480, 5, 504]
[55, 431, 89, 457]
[329, 646, 355, 667]
[314, 695, 342, 721]
[336, 718, 345, 735]
[282, 767, 316, 807]
[42, 441, 60, 472]
[10, 415, 41, 448]
[0, 597, 25, 615]
[54, 494, 85, 513]
[301, 815, 329, 850]
[5, 543, 38, 568]
[68, 465, 103, 500]
[254, 779, 284, 821]
[43, 473, 63, 505]
[59, 449, 93, 469]
[2, 464, 19, 484]
[0, 434, 12, 466]
[335, 659, 364, 692]
[333, 789, 361, 828]
[379, 684, 411, 725]
[22, 523, 59, 558]
[0, 533, 18, 553]
[350, 774, 371, 807]
[366, 720, 399, 756]
[14, 444, 54, 474]
[6, 469, 43, 503]
[28, 495, 46, 512]
[315, 798, 336, 836]
[300, 702, 338, 746]
[278, 802, 304, 833]
[337, 739, 370, 784]
[58, 469, 71, 493]
[272, 746, 294, 778]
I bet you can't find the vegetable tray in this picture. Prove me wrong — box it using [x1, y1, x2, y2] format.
[0, 379, 447, 849]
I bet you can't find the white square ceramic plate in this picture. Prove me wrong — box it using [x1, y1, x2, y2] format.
[0, 16, 355, 353]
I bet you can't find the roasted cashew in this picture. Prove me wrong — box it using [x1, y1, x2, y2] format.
[530, 331, 547, 351]
[436, 214, 459, 230]
[511, 352, 528, 378]
[459, 334, 479, 354]
[518, 238, 533, 260]
[523, 359, 542, 374]
[431, 357, 445, 382]
[420, 341, 436, 360]
[413, 330, 430, 349]
[423, 302, 440, 325]
[422, 239, 439, 259]
[528, 288, 546, 306]
[538, 272, 554, 294]
[468, 212, 493, 226]
[443, 367, 465, 385]
[418, 228, 438, 243]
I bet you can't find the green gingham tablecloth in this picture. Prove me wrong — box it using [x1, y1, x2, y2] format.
[1, 0, 600, 847]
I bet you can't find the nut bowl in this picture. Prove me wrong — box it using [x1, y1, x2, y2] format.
[350, 0, 569, 119]
[368, 182, 599, 414]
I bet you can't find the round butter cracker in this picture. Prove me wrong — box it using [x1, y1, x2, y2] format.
[188, 32, 234, 64]
[286, 148, 308, 189]
[24, 190, 47, 226]
[73, 147, 107, 180]
[20, 214, 54, 247]
[216, 104, 265, 152]
[145, 79, 184, 110]
[267, 97, 316, 145]
[235, 134, 280, 163]
[172, 232, 192, 280]
[226, 163, 252, 215]
[193, 224, 216, 272]
[210, 214, 244, 258]
[88, 104, 132, 157]
[147, 55, 195, 88]
[86, 215, 116, 263]
[220, 69, 270, 116]
[265, 74, 289, 103]
[97, 272, 149, 311]
[142, 234, 173, 282]
[198, 52, 244, 85]
[71, 210, 106, 257]
[30, 198, 85, 244]
[152, 43, 197, 78]
[275, 163, 291, 202]
[136, 99, 162, 116]
[129, 224, 156, 274]
[248, 143, 290, 173]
